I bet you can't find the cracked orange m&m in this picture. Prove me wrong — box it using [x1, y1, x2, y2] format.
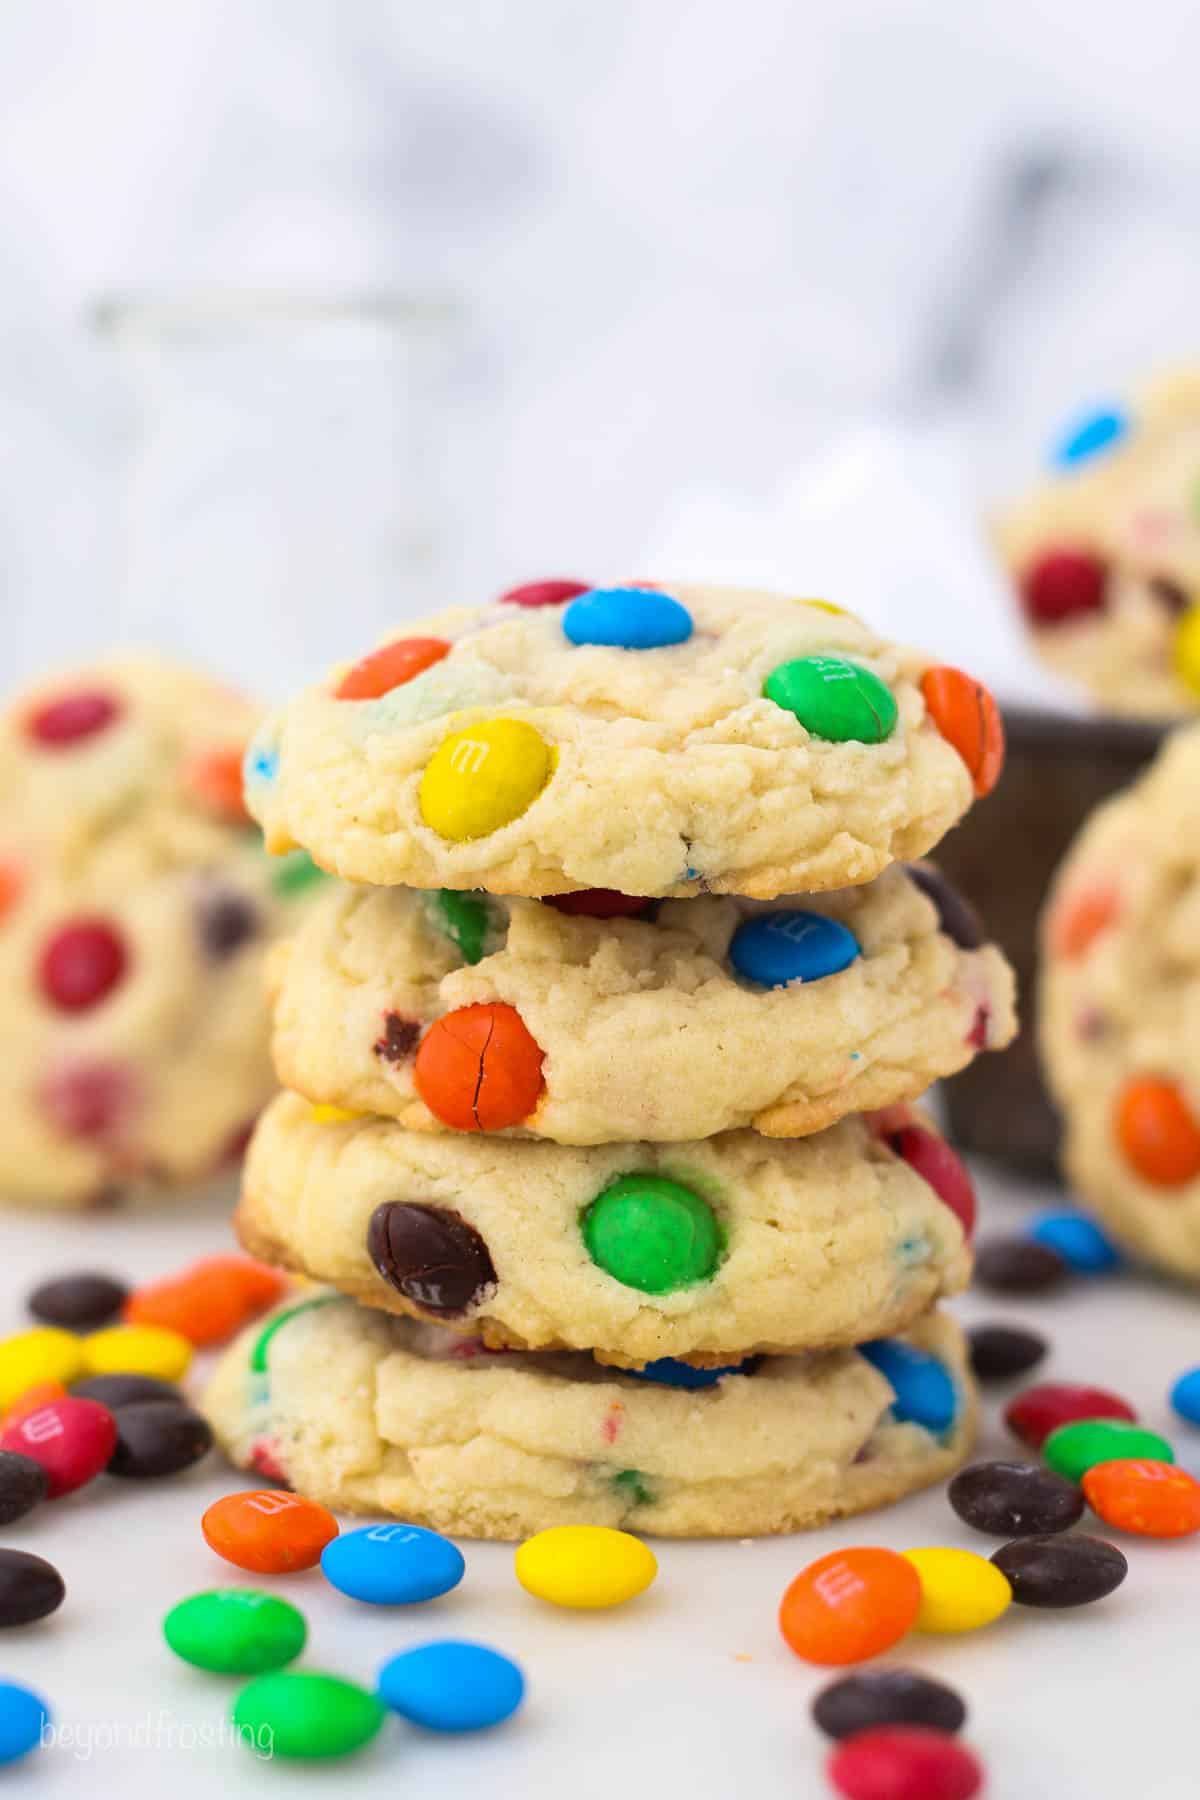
[414, 1002, 545, 1132]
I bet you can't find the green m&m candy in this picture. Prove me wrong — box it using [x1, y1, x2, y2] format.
[582, 1174, 723, 1293]
[271, 848, 329, 899]
[1043, 1418, 1175, 1484]
[164, 1589, 307, 1674]
[432, 889, 491, 964]
[764, 655, 898, 743]
[233, 1671, 385, 1760]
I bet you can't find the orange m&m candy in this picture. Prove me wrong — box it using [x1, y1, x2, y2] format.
[184, 746, 250, 822]
[126, 1255, 287, 1347]
[1083, 1459, 1200, 1538]
[1115, 1077, 1200, 1186]
[1048, 882, 1120, 959]
[0, 860, 24, 924]
[202, 1489, 339, 1573]
[920, 667, 1005, 798]
[335, 637, 451, 700]
[414, 1002, 545, 1132]
[779, 1547, 921, 1666]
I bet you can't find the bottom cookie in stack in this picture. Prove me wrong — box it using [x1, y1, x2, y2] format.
[203, 1294, 975, 1540]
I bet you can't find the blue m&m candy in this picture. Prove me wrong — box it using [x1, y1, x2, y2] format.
[860, 1339, 957, 1434]
[378, 1640, 525, 1733]
[243, 741, 278, 786]
[563, 587, 693, 650]
[1030, 1211, 1121, 1274]
[729, 910, 860, 988]
[625, 1356, 758, 1391]
[320, 1523, 465, 1606]
[0, 1681, 49, 1766]
[1170, 1366, 1200, 1427]
[1051, 405, 1129, 469]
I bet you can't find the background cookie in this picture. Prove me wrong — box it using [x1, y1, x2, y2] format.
[999, 369, 1200, 719]
[0, 655, 327, 1209]
[244, 583, 1002, 899]
[1041, 723, 1200, 1276]
[239, 1092, 972, 1361]
[271, 862, 1015, 1143]
[204, 1294, 976, 1539]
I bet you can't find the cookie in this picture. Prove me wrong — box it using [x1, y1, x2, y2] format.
[243, 584, 1002, 899]
[238, 1091, 972, 1362]
[272, 864, 1015, 1142]
[998, 369, 1200, 718]
[203, 1294, 976, 1539]
[0, 656, 327, 1209]
[1040, 723, 1200, 1276]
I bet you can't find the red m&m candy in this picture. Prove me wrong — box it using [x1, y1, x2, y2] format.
[888, 1125, 976, 1240]
[0, 1397, 117, 1498]
[499, 579, 590, 609]
[335, 638, 451, 700]
[544, 890, 650, 919]
[1021, 548, 1107, 626]
[38, 920, 128, 1012]
[1005, 1381, 1136, 1451]
[26, 689, 122, 748]
[829, 1726, 983, 1800]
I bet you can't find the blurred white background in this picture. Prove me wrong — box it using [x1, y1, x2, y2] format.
[3, 0, 1200, 692]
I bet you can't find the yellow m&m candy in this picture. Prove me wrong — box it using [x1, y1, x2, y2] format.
[419, 718, 555, 842]
[309, 1105, 362, 1126]
[902, 1546, 1011, 1634]
[83, 1323, 193, 1383]
[1174, 605, 1200, 698]
[0, 1328, 84, 1410]
[514, 1525, 657, 1609]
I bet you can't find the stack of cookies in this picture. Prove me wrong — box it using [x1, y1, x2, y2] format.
[205, 583, 1016, 1538]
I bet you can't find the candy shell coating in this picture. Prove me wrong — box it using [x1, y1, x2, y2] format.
[581, 1173, 723, 1294]
[860, 1340, 957, 1434]
[779, 1548, 921, 1667]
[562, 587, 692, 649]
[321, 1523, 465, 1605]
[0, 1681, 50, 1766]
[728, 910, 859, 988]
[1170, 1365, 1200, 1426]
[1052, 404, 1128, 467]
[812, 1668, 967, 1741]
[164, 1590, 307, 1673]
[625, 1356, 756, 1390]
[1043, 1418, 1174, 1484]
[763, 655, 897, 744]
[1083, 1458, 1200, 1538]
[828, 1726, 983, 1800]
[203, 1490, 339, 1574]
[902, 1547, 1011, 1634]
[377, 1640, 525, 1732]
[514, 1525, 656, 1609]
[0, 1329, 85, 1409]
[1175, 606, 1200, 698]
[1030, 1211, 1121, 1273]
[232, 1671, 384, 1760]
[419, 718, 555, 842]
[82, 1324, 192, 1383]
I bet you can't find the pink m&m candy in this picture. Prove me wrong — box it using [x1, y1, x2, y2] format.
[0, 1396, 117, 1498]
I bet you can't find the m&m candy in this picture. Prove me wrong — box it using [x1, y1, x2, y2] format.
[888, 1126, 976, 1239]
[1174, 605, 1200, 698]
[378, 1640, 525, 1732]
[544, 889, 650, 919]
[0, 1396, 117, 1498]
[860, 1340, 957, 1434]
[1020, 549, 1108, 626]
[828, 1727, 983, 1800]
[562, 587, 693, 649]
[164, 1590, 308, 1674]
[38, 920, 128, 1012]
[1029, 1211, 1121, 1274]
[413, 1002, 545, 1132]
[1115, 1077, 1200, 1185]
[124, 1256, 286, 1347]
[0, 1681, 50, 1766]
[1052, 404, 1128, 468]
[0, 1328, 84, 1409]
[0, 1550, 65, 1626]
[902, 1547, 1011, 1634]
[419, 718, 556, 842]
[183, 745, 249, 821]
[431, 889, 492, 963]
[991, 1534, 1127, 1608]
[974, 1237, 1067, 1294]
[948, 1461, 1083, 1538]
[728, 910, 859, 988]
[107, 1401, 213, 1479]
[26, 688, 121, 747]
[232, 1672, 384, 1760]
[919, 667, 1005, 798]
[1170, 1365, 1200, 1426]
[368, 1202, 497, 1317]
[515, 1525, 656, 1609]
[626, 1356, 756, 1390]
[1042, 1419, 1174, 1484]
[0, 1451, 49, 1525]
[202, 1490, 339, 1574]
[1082, 1459, 1200, 1538]
[335, 636, 451, 699]
[812, 1669, 967, 1741]
[1004, 1382, 1136, 1451]
[28, 1272, 127, 1330]
[320, 1523, 465, 1606]
[82, 1323, 193, 1383]
[1047, 881, 1120, 958]
[581, 1173, 723, 1293]
[966, 1324, 1047, 1383]
[500, 578, 590, 609]
[763, 656, 897, 744]
[779, 1548, 921, 1666]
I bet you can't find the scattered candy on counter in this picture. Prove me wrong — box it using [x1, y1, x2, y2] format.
[0, 1681, 50, 1767]
[811, 1668, 967, 1741]
[0, 1449, 49, 1523]
[973, 1237, 1067, 1294]
[1042, 1419, 1174, 1484]
[965, 1322, 1047, 1382]
[515, 1525, 657, 1609]
[1005, 1381, 1137, 1450]
[0, 1549, 65, 1626]
[124, 1256, 286, 1346]
[0, 1327, 84, 1408]
[1029, 1211, 1121, 1274]
[901, 1548, 1011, 1635]
[990, 1535, 1127, 1609]
[81, 1323, 193, 1383]
[827, 1726, 984, 1800]
[948, 1460, 1084, 1538]
[0, 1395, 117, 1497]
[202, 1490, 340, 1574]
[377, 1641, 525, 1733]
[72, 1372, 183, 1409]
[107, 1400, 213, 1479]
[1081, 1460, 1200, 1539]
[232, 1670, 385, 1760]
[321, 1523, 466, 1606]
[164, 1590, 308, 1674]
[780, 1549, 921, 1666]
[1169, 1365, 1200, 1427]
[28, 1272, 128, 1330]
